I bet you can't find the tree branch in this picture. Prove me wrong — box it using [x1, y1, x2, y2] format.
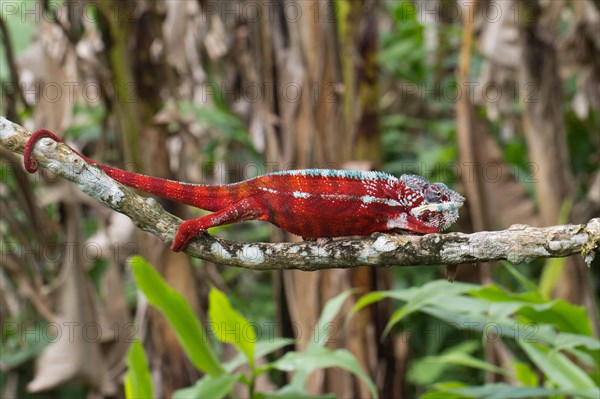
[1, 116, 598, 271]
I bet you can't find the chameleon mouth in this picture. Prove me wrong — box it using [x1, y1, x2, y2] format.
[410, 195, 465, 231]
[410, 200, 463, 218]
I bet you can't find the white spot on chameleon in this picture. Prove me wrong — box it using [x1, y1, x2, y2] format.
[293, 191, 310, 199]
[361, 195, 377, 204]
[260, 187, 278, 194]
[386, 213, 408, 230]
[237, 245, 265, 265]
[361, 195, 401, 207]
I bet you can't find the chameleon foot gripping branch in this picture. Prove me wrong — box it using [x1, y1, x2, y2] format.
[24, 129, 465, 252]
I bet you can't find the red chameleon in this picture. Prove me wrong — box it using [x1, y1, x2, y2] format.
[24, 130, 465, 252]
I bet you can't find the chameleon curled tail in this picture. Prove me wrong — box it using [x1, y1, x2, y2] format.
[24, 129, 250, 251]
[24, 129, 465, 252]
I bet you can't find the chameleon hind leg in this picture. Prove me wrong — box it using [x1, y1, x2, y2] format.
[172, 198, 263, 252]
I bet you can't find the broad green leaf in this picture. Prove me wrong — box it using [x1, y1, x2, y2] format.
[519, 341, 597, 389]
[487, 302, 526, 319]
[428, 382, 600, 399]
[351, 281, 479, 323]
[266, 385, 336, 399]
[551, 333, 600, 368]
[517, 300, 592, 335]
[130, 256, 223, 375]
[561, 347, 599, 369]
[172, 374, 238, 399]
[125, 341, 153, 399]
[208, 287, 256, 367]
[310, 290, 354, 349]
[512, 361, 538, 387]
[437, 352, 510, 376]
[553, 333, 600, 352]
[408, 341, 480, 385]
[421, 306, 559, 346]
[224, 338, 295, 373]
[348, 291, 403, 320]
[427, 295, 491, 316]
[273, 347, 378, 399]
[409, 342, 508, 386]
[421, 382, 468, 399]
[383, 281, 478, 336]
[469, 284, 544, 304]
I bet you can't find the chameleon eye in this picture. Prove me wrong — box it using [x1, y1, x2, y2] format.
[425, 185, 443, 203]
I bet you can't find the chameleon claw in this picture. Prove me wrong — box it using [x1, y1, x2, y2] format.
[316, 237, 332, 246]
[171, 224, 196, 252]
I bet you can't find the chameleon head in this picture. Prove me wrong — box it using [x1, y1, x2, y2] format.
[400, 175, 465, 232]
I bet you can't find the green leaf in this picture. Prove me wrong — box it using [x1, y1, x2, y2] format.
[436, 352, 510, 376]
[265, 385, 336, 399]
[421, 382, 469, 399]
[273, 347, 378, 399]
[349, 290, 406, 321]
[469, 284, 544, 304]
[469, 285, 593, 335]
[428, 382, 600, 399]
[552, 333, 600, 368]
[208, 287, 256, 368]
[420, 305, 559, 347]
[172, 374, 239, 399]
[519, 341, 598, 389]
[517, 300, 592, 336]
[408, 341, 480, 385]
[512, 361, 538, 387]
[125, 341, 153, 399]
[553, 333, 600, 352]
[310, 290, 354, 349]
[383, 281, 477, 336]
[409, 341, 508, 385]
[224, 338, 295, 373]
[130, 256, 224, 375]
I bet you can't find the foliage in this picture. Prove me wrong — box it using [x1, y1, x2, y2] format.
[128, 256, 377, 398]
[130, 256, 224, 376]
[350, 265, 600, 398]
[124, 341, 153, 399]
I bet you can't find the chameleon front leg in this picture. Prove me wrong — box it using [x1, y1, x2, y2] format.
[172, 198, 263, 252]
